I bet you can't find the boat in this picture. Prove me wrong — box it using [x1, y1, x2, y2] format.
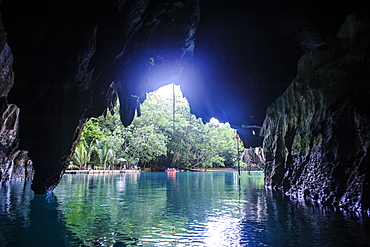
[165, 168, 179, 172]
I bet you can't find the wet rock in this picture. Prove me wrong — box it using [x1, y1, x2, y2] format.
[241, 147, 265, 170]
[0, 42, 12, 97]
[0, 13, 33, 182]
[0, 103, 33, 181]
[0, 0, 199, 193]
[262, 15, 370, 213]
[11, 150, 34, 179]
[0, 103, 18, 181]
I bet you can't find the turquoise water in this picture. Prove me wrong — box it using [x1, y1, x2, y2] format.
[1, 171, 370, 246]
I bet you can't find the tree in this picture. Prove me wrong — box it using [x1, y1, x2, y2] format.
[139, 87, 239, 169]
[89, 140, 116, 170]
[72, 84, 240, 170]
[122, 124, 167, 167]
[80, 118, 105, 145]
[69, 142, 90, 169]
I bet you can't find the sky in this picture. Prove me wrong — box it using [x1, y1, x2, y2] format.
[155, 83, 223, 126]
[154, 83, 183, 99]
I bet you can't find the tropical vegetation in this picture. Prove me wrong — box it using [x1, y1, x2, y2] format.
[68, 84, 243, 170]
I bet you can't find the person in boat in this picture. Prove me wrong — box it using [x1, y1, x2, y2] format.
[166, 168, 178, 172]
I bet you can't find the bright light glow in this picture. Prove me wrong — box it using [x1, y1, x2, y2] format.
[209, 117, 220, 125]
[155, 85, 227, 128]
[208, 117, 228, 127]
[154, 83, 183, 99]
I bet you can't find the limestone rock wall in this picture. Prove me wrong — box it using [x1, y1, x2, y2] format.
[0, 0, 199, 193]
[241, 147, 265, 171]
[0, 12, 33, 182]
[261, 15, 370, 213]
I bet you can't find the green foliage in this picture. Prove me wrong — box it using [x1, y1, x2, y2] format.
[80, 118, 105, 145]
[69, 139, 116, 170]
[89, 140, 116, 170]
[70, 143, 89, 169]
[122, 124, 167, 165]
[72, 84, 240, 169]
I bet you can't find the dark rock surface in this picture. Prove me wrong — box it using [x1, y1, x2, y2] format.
[241, 147, 265, 171]
[262, 15, 370, 213]
[10, 150, 34, 179]
[0, 19, 33, 181]
[0, 0, 199, 193]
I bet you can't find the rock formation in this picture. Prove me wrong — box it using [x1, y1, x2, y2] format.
[0, 13, 33, 182]
[262, 15, 370, 213]
[0, 0, 199, 193]
[241, 147, 265, 171]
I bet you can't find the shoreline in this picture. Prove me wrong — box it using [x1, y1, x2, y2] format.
[65, 168, 263, 174]
[65, 169, 140, 174]
[64, 167, 263, 174]
[188, 168, 263, 172]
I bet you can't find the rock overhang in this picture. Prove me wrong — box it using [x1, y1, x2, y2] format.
[1, 0, 357, 128]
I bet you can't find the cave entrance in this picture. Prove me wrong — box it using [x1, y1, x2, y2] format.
[153, 84, 265, 172]
[69, 83, 251, 172]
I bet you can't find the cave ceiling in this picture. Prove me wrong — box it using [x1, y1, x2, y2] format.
[0, 0, 365, 158]
[190, 0, 356, 128]
[1, 0, 359, 127]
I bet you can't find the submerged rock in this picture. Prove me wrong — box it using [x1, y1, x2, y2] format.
[262, 15, 370, 213]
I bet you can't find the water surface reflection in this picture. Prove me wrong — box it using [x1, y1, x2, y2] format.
[1, 171, 370, 246]
[0, 181, 71, 246]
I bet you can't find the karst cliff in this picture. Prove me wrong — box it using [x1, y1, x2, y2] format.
[0, 0, 199, 193]
[0, 16, 33, 182]
[262, 15, 370, 213]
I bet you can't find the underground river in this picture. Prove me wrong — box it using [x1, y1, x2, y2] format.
[1, 171, 369, 246]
